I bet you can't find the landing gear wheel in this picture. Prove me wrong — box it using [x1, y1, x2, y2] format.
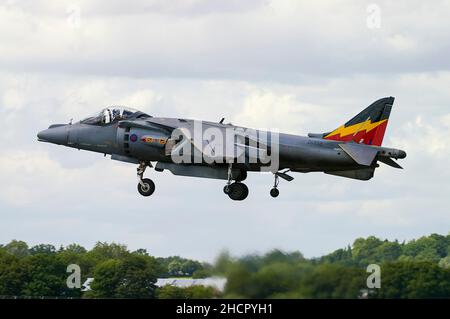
[228, 182, 249, 201]
[223, 185, 230, 194]
[270, 188, 279, 198]
[235, 170, 247, 182]
[138, 178, 155, 197]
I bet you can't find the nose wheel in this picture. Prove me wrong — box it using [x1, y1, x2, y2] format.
[137, 162, 155, 197]
[270, 187, 279, 198]
[138, 178, 155, 197]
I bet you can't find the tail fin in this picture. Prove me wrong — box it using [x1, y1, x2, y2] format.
[323, 97, 394, 146]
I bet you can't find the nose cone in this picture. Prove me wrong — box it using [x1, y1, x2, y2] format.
[37, 125, 68, 145]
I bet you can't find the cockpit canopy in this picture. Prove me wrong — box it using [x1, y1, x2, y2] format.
[80, 107, 149, 125]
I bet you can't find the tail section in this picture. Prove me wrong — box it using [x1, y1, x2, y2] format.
[323, 97, 394, 146]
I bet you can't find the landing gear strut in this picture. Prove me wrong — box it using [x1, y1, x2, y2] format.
[269, 170, 294, 198]
[137, 162, 155, 197]
[224, 164, 249, 201]
[270, 174, 280, 198]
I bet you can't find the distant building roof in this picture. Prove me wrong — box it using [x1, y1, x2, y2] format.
[156, 277, 227, 292]
[80, 276, 227, 292]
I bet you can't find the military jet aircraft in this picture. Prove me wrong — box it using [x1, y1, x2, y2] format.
[37, 97, 406, 201]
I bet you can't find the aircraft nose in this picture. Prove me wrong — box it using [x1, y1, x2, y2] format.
[37, 125, 68, 145]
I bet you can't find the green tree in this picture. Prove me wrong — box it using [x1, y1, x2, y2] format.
[20, 254, 80, 298]
[87, 242, 129, 261]
[133, 248, 149, 256]
[4, 240, 30, 258]
[214, 250, 233, 274]
[192, 263, 214, 278]
[64, 244, 87, 254]
[86, 259, 121, 298]
[402, 234, 448, 262]
[320, 246, 353, 265]
[29, 244, 56, 255]
[298, 264, 366, 298]
[371, 261, 450, 298]
[167, 260, 183, 276]
[439, 256, 450, 269]
[180, 260, 203, 276]
[88, 255, 159, 298]
[263, 250, 305, 265]
[250, 262, 311, 298]
[0, 250, 29, 296]
[374, 241, 402, 262]
[224, 260, 313, 298]
[57, 244, 93, 279]
[223, 263, 253, 298]
[351, 236, 383, 265]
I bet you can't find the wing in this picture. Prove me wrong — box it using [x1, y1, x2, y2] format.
[168, 123, 270, 164]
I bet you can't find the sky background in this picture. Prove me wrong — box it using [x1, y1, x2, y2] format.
[0, 0, 449, 262]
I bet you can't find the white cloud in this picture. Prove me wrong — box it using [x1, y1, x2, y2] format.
[393, 115, 450, 158]
[1, 1, 450, 80]
[234, 89, 326, 134]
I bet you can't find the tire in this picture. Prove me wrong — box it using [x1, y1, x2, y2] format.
[137, 178, 155, 197]
[235, 170, 247, 182]
[228, 182, 249, 201]
[270, 188, 279, 198]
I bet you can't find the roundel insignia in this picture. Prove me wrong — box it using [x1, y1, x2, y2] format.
[130, 134, 138, 142]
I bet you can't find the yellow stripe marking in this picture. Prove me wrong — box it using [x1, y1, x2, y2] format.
[325, 119, 387, 139]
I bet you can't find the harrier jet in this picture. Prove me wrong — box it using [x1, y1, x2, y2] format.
[37, 97, 406, 201]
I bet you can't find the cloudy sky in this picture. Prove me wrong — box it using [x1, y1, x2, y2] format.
[0, 0, 449, 261]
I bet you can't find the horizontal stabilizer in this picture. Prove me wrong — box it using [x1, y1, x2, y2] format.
[378, 156, 403, 169]
[339, 143, 378, 166]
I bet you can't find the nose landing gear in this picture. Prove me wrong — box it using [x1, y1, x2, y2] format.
[270, 170, 294, 198]
[137, 162, 155, 197]
[270, 174, 280, 198]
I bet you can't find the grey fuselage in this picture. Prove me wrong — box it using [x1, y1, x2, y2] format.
[37, 115, 405, 175]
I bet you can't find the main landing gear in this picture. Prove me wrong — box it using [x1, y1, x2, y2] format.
[222, 167, 294, 200]
[135, 161, 294, 200]
[223, 165, 248, 201]
[137, 162, 155, 197]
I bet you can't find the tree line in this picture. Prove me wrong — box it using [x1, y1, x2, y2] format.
[1, 233, 449, 298]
